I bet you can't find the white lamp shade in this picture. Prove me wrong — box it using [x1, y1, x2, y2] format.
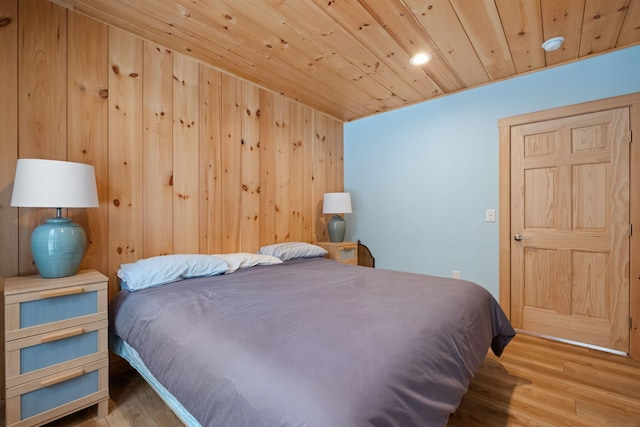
[323, 192, 352, 214]
[11, 159, 99, 208]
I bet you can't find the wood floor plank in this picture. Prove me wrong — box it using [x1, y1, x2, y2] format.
[563, 359, 640, 396]
[575, 399, 640, 427]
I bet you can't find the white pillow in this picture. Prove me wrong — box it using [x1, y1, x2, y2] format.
[258, 242, 328, 261]
[212, 252, 283, 273]
[118, 254, 228, 292]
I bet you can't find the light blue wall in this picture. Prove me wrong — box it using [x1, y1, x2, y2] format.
[344, 45, 640, 298]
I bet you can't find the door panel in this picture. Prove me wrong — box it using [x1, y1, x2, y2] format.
[511, 108, 630, 352]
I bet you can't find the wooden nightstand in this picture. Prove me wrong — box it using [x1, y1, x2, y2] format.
[316, 241, 358, 265]
[4, 270, 109, 426]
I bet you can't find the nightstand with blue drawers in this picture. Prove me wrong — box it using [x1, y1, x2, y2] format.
[4, 270, 109, 426]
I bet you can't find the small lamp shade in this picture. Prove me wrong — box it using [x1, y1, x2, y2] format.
[11, 159, 99, 278]
[322, 192, 352, 214]
[323, 192, 352, 242]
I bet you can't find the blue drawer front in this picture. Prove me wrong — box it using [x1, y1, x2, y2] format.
[20, 291, 97, 328]
[21, 370, 99, 420]
[20, 331, 99, 374]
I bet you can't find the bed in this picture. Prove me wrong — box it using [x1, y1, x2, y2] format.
[109, 244, 515, 427]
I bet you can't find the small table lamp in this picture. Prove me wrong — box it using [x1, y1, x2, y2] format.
[11, 159, 99, 278]
[322, 192, 352, 242]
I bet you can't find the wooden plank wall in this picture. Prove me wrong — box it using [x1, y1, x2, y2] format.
[0, 0, 343, 397]
[0, 0, 19, 403]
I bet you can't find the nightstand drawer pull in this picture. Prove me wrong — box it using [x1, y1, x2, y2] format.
[40, 327, 85, 343]
[40, 368, 85, 387]
[40, 286, 85, 299]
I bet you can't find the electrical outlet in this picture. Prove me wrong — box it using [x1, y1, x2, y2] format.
[486, 209, 496, 222]
[452, 270, 461, 279]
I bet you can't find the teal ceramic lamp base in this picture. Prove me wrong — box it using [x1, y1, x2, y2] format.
[327, 214, 346, 242]
[31, 217, 87, 278]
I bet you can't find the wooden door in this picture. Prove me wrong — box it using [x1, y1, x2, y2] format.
[510, 107, 630, 353]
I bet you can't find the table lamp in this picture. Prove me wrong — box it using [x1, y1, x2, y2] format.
[11, 159, 99, 278]
[322, 192, 352, 242]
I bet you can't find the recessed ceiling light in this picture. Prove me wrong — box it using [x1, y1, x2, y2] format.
[541, 37, 565, 52]
[410, 52, 432, 66]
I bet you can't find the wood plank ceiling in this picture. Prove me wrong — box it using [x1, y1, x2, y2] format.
[53, 0, 640, 121]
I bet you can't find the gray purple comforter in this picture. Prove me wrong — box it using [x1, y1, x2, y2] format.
[110, 257, 514, 426]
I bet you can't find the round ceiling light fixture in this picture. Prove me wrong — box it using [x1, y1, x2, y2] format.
[541, 36, 565, 52]
[410, 52, 432, 66]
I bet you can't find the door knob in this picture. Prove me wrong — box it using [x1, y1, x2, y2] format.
[514, 234, 523, 241]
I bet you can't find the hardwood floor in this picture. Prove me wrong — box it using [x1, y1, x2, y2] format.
[6, 334, 639, 426]
[448, 334, 640, 427]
